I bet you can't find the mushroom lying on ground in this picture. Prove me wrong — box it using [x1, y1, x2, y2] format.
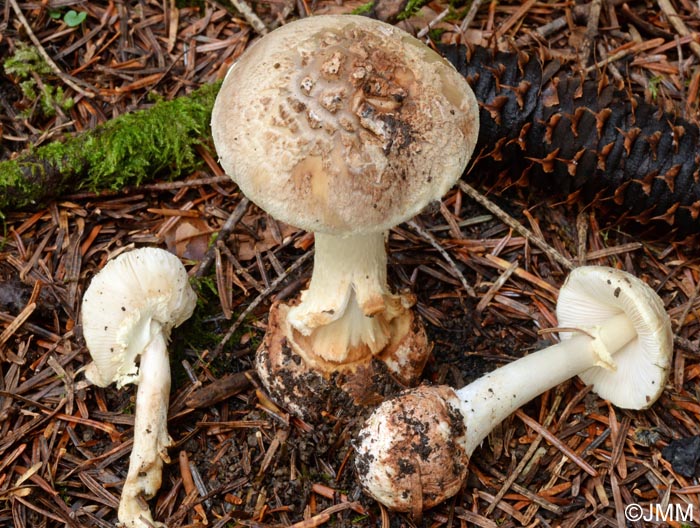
[81, 247, 196, 528]
[354, 266, 673, 513]
[210, 14, 479, 420]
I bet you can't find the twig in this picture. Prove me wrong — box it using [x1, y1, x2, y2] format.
[584, 38, 665, 74]
[63, 175, 232, 201]
[495, 0, 537, 39]
[210, 249, 313, 361]
[185, 371, 253, 408]
[287, 501, 362, 528]
[476, 260, 518, 313]
[584, 242, 643, 261]
[407, 219, 476, 296]
[484, 254, 560, 296]
[514, 3, 591, 47]
[8, 0, 95, 98]
[228, 0, 269, 35]
[458, 181, 573, 270]
[178, 451, 208, 524]
[657, 0, 700, 61]
[620, 3, 674, 39]
[459, 0, 485, 34]
[675, 335, 700, 356]
[580, 0, 602, 65]
[193, 197, 250, 278]
[311, 483, 367, 515]
[418, 8, 449, 39]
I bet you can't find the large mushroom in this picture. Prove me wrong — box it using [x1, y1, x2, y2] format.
[355, 266, 673, 512]
[81, 247, 197, 528]
[211, 14, 479, 419]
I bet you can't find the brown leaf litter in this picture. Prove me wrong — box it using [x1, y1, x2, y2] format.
[2, 0, 700, 527]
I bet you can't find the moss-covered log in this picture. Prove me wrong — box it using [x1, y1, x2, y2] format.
[0, 82, 220, 215]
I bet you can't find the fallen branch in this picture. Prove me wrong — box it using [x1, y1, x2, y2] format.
[0, 82, 220, 215]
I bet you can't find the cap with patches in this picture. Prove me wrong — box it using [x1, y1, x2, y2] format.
[211, 14, 479, 235]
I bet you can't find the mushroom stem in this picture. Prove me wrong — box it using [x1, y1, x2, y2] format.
[287, 231, 398, 362]
[458, 312, 635, 454]
[118, 323, 172, 528]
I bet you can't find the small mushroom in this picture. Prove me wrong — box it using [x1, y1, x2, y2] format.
[81, 247, 196, 528]
[211, 14, 479, 419]
[354, 266, 673, 512]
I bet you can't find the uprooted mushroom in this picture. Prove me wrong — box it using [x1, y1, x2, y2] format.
[355, 266, 673, 513]
[210, 14, 479, 420]
[82, 247, 197, 528]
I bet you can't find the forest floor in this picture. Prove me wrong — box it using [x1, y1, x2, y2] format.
[2, 0, 700, 527]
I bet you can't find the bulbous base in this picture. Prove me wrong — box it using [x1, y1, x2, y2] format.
[354, 384, 469, 514]
[255, 300, 430, 422]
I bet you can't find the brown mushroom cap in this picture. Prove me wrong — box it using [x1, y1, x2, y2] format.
[211, 14, 479, 235]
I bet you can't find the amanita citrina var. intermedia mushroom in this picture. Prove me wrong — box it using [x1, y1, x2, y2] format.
[355, 266, 673, 512]
[210, 14, 479, 419]
[82, 247, 196, 528]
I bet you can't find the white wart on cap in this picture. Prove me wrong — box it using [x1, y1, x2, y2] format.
[211, 14, 479, 236]
[557, 266, 673, 409]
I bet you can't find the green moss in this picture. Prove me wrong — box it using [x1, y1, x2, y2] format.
[0, 82, 221, 214]
[4, 43, 52, 78]
[40, 85, 74, 116]
[429, 28, 446, 41]
[396, 0, 430, 20]
[648, 75, 663, 100]
[175, 275, 239, 364]
[172, 271, 265, 380]
[80, 83, 217, 190]
[169, 274, 227, 385]
[4, 42, 74, 118]
[351, 1, 374, 14]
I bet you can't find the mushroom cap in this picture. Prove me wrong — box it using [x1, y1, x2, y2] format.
[354, 384, 469, 512]
[556, 266, 672, 409]
[211, 14, 479, 236]
[81, 247, 196, 388]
